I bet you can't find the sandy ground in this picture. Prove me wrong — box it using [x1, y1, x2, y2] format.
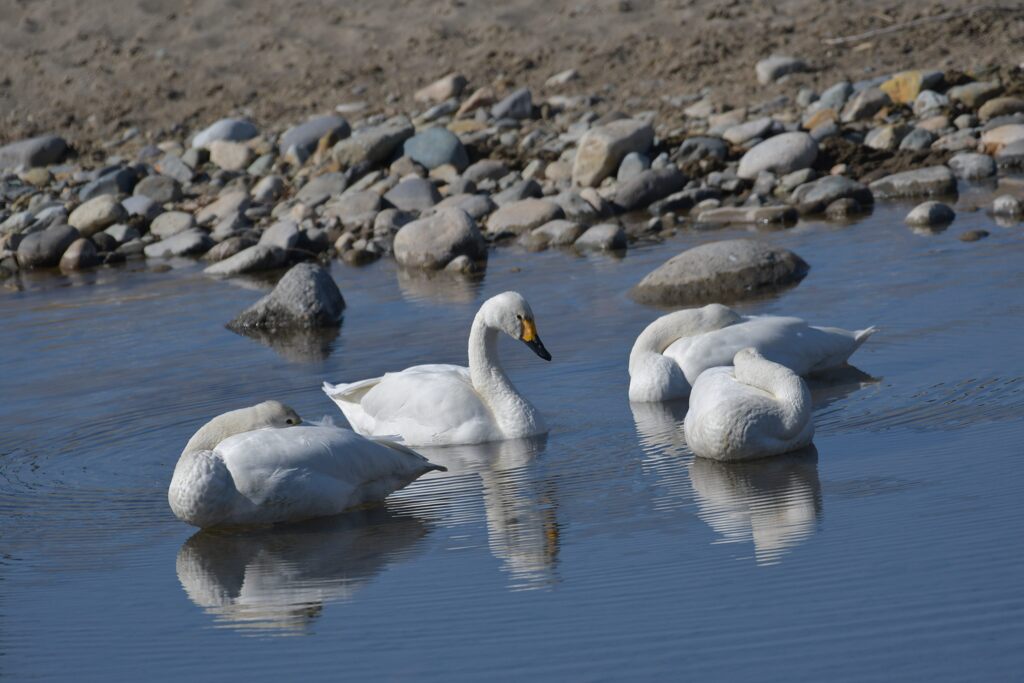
[1, 0, 1022, 151]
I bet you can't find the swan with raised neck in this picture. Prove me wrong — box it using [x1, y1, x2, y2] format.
[323, 291, 552, 446]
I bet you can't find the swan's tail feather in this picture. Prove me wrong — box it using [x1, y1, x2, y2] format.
[854, 326, 879, 346]
[322, 378, 378, 404]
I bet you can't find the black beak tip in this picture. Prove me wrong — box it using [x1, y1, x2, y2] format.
[526, 338, 552, 361]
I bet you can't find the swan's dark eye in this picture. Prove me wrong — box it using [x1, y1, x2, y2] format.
[286, 419, 294, 425]
[516, 314, 523, 320]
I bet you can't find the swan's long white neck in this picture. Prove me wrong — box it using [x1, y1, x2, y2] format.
[628, 305, 743, 372]
[733, 353, 810, 436]
[468, 311, 541, 437]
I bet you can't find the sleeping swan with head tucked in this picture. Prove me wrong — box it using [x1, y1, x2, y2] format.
[323, 291, 552, 446]
[684, 348, 815, 462]
[168, 401, 444, 528]
[628, 303, 876, 402]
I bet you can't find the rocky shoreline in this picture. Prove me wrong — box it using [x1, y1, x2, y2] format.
[2, 59, 1023, 297]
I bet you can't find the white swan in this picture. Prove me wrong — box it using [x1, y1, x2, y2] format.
[168, 401, 445, 528]
[628, 303, 876, 402]
[684, 348, 814, 461]
[323, 291, 551, 446]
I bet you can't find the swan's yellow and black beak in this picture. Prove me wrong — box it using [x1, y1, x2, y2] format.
[520, 319, 552, 361]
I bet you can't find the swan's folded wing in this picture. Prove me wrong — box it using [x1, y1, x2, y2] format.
[358, 365, 491, 443]
[216, 425, 434, 503]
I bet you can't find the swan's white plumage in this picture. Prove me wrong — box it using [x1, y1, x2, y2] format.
[628, 303, 876, 402]
[169, 418, 442, 528]
[684, 348, 814, 461]
[324, 291, 550, 446]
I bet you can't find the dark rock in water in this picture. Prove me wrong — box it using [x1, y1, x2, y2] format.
[959, 229, 989, 242]
[574, 223, 627, 251]
[0, 135, 69, 169]
[905, 201, 955, 227]
[90, 232, 119, 253]
[612, 167, 687, 212]
[16, 223, 80, 268]
[824, 197, 864, 219]
[59, 238, 100, 271]
[228, 263, 345, 331]
[631, 238, 809, 306]
[790, 175, 873, 214]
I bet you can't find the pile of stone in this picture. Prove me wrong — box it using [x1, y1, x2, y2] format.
[2, 60, 1022, 282]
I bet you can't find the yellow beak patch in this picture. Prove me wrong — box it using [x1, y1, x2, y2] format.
[521, 318, 537, 342]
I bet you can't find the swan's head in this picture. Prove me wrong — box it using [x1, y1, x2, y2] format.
[481, 291, 552, 361]
[183, 401, 303, 455]
[251, 400, 303, 428]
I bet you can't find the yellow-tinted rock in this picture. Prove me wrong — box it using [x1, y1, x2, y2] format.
[802, 108, 837, 130]
[880, 71, 924, 105]
[447, 119, 487, 134]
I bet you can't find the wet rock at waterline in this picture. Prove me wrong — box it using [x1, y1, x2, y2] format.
[393, 208, 487, 270]
[16, 224, 80, 269]
[204, 244, 287, 276]
[59, 238, 100, 271]
[630, 239, 809, 306]
[228, 263, 345, 331]
[143, 229, 214, 258]
[905, 201, 955, 227]
[868, 166, 956, 198]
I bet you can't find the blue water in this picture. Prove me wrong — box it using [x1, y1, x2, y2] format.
[1, 195, 1022, 681]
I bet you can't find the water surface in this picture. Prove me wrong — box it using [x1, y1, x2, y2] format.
[1, 194, 1022, 680]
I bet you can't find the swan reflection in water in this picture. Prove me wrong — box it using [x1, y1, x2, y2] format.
[690, 446, 821, 565]
[175, 507, 429, 635]
[631, 366, 874, 564]
[414, 436, 559, 591]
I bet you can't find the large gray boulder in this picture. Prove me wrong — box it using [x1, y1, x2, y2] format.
[868, 166, 956, 198]
[229, 263, 345, 330]
[16, 224, 80, 268]
[394, 208, 487, 269]
[0, 135, 68, 170]
[631, 239, 809, 306]
[737, 132, 818, 179]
